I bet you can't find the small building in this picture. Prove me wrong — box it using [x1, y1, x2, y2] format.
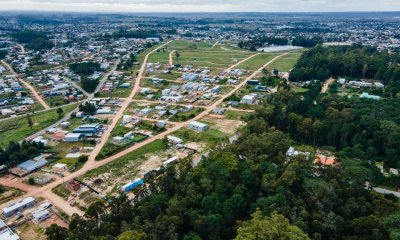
[360, 92, 380, 100]
[64, 133, 84, 142]
[211, 86, 221, 94]
[247, 79, 259, 86]
[52, 163, 68, 172]
[32, 209, 50, 223]
[286, 147, 310, 160]
[0, 220, 20, 240]
[2, 197, 36, 218]
[167, 135, 183, 145]
[121, 178, 144, 192]
[240, 94, 257, 105]
[188, 121, 209, 132]
[212, 107, 225, 115]
[163, 156, 179, 166]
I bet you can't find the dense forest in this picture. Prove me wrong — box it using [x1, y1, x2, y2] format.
[289, 44, 400, 84]
[0, 50, 7, 59]
[69, 62, 101, 93]
[238, 36, 322, 51]
[69, 62, 101, 75]
[46, 89, 400, 239]
[10, 30, 54, 51]
[0, 141, 45, 167]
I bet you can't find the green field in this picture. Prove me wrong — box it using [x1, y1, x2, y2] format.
[237, 53, 279, 71]
[148, 51, 169, 64]
[0, 104, 77, 147]
[266, 52, 301, 72]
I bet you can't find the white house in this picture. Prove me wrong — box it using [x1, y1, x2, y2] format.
[189, 121, 209, 132]
[240, 94, 258, 105]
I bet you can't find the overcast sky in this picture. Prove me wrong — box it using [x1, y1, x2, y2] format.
[0, 0, 399, 12]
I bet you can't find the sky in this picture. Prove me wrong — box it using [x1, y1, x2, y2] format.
[0, 0, 399, 12]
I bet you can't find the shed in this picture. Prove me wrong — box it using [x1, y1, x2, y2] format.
[64, 133, 84, 142]
[32, 209, 50, 222]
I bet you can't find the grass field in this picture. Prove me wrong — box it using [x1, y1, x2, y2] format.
[266, 52, 301, 72]
[0, 104, 77, 147]
[148, 50, 169, 64]
[236, 53, 280, 71]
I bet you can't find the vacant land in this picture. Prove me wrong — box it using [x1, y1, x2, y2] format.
[79, 140, 168, 193]
[0, 104, 77, 147]
[0, 185, 24, 204]
[237, 53, 279, 71]
[266, 52, 302, 72]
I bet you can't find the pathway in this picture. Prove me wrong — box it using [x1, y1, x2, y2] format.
[169, 50, 176, 65]
[321, 77, 335, 94]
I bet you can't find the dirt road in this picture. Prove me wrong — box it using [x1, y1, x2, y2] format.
[1, 60, 50, 110]
[321, 77, 335, 93]
[169, 50, 176, 65]
[0, 49, 286, 218]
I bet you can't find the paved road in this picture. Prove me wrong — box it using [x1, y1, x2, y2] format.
[1, 60, 50, 109]
[374, 187, 400, 198]
[0, 47, 285, 218]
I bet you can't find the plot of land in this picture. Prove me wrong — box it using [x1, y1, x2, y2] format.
[0, 104, 77, 147]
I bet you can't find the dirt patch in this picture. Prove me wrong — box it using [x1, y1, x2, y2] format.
[203, 117, 245, 135]
[17, 222, 47, 240]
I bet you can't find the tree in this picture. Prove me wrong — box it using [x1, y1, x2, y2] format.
[78, 155, 88, 163]
[26, 112, 33, 129]
[175, 51, 181, 60]
[118, 231, 146, 240]
[235, 209, 310, 240]
[56, 107, 64, 119]
[45, 224, 69, 240]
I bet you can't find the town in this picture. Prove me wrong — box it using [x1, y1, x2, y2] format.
[0, 11, 399, 240]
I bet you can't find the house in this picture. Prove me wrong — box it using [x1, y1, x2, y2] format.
[64, 133, 84, 142]
[2, 197, 36, 218]
[189, 121, 209, 132]
[240, 94, 257, 105]
[32, 136, 48, 146]
[167, 135, 183, 145]
[211, 86, 221, 93]
[52, 163, 68, 172]
[247, 79, 259, 86]
[360, 92, 380, 100]
[286, 147, 310, 160]
[212, 107, 225, 115]
[32, 209, 50, 223]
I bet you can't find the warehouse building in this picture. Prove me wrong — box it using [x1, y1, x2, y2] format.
[2, 197, 36, 218]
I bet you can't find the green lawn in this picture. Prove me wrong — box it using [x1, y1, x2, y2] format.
[266, 53, 301, 72]
[224, 110, 252, 121]
[173, 127, 227, 147]
[148, 51, 169, 64]
[0, 104, 77, 147]
[237, 53, 279, 71]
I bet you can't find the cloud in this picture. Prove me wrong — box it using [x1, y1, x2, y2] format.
[0, 0, 399, 12]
